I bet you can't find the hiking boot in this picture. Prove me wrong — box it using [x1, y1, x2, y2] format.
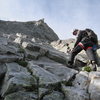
[67, 61, 74, 68]
[90, 63, 97, 71]
[90, 61, 97, 71]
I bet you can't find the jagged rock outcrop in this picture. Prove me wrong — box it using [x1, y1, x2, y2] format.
[0, 33, 78, 100]
[0, 20, 100, 100]
[0, 19, 59, 42]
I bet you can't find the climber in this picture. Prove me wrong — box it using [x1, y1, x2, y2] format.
[68, 28, 99, 71]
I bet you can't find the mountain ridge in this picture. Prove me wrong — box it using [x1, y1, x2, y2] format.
[0, 19, 59, 42]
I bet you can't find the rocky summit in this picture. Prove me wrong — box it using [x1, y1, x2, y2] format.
[0, 19, 59, 42]
[0, 19, 100, 100]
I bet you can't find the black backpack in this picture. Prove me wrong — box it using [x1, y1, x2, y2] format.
[85, 29, 98, 44]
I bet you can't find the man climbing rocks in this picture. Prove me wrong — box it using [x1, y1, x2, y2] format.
[68, 28, 99, 71]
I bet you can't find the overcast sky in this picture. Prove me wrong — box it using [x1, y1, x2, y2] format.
[0, 0, 100, 40]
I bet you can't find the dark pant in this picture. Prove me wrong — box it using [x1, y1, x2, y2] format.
[69, 45, 96, 65]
